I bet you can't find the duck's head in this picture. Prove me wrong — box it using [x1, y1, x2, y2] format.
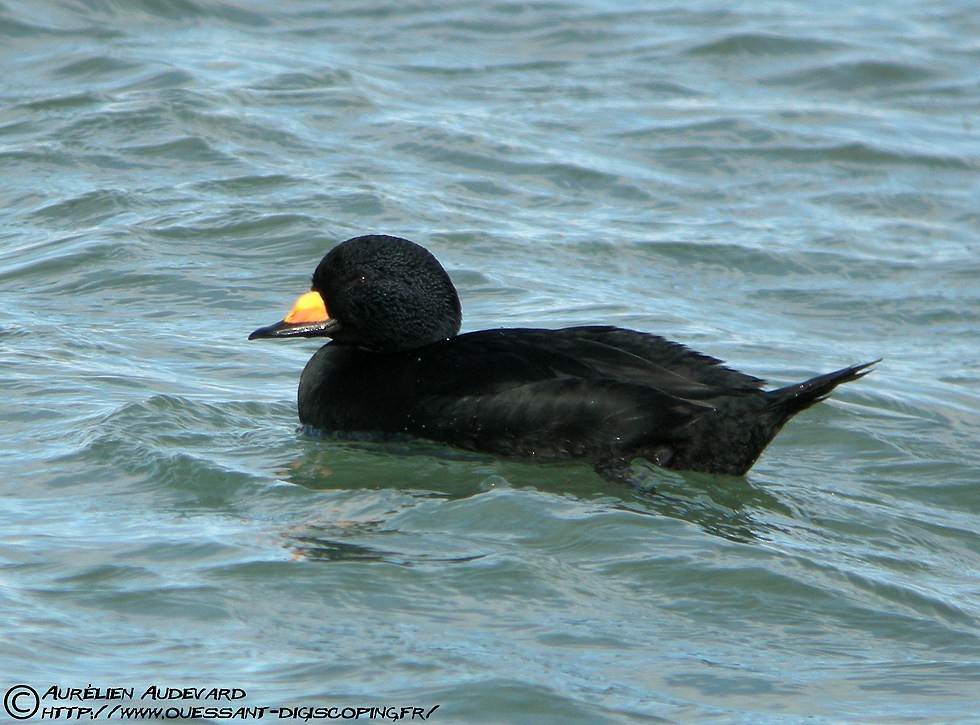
[249, 235, 462, 352]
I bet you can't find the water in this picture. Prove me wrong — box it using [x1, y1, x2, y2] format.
[1, 1, 978, 722]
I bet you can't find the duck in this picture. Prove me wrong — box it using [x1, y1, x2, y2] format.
[249, 234, 875, 478]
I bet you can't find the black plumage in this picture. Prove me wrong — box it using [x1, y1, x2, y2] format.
[250, 235, 875, 476]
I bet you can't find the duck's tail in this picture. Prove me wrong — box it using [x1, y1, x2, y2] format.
[768, 359, 879, 418]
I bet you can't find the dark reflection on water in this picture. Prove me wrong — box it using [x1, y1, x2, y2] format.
[290, 534, 491, 565]
[277, 436, 787, 553]
[626, 462, 792, 543]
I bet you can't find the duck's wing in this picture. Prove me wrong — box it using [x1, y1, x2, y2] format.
[436, 327, 763, 399]
[410, 376, 710, 460]
[547, 326, 765, 393]
[401, 329, 733, 459]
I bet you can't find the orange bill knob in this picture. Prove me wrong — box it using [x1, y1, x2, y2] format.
[284, 291, 329, 324]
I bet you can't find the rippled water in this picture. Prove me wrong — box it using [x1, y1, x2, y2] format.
[2, 1, 978, 722]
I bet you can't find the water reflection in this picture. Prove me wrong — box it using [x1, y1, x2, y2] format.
[275, 437, 791, 559]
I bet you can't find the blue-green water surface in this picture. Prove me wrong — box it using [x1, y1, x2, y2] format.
[1, 1, 978, 722]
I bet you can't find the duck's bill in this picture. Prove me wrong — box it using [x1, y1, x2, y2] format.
[248, 290, 339, 340]
[248, 317, 340, 340]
